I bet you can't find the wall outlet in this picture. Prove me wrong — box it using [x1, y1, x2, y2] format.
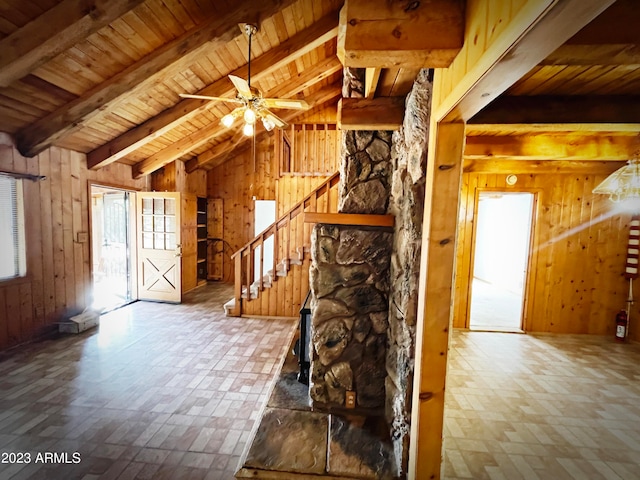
[345, 390, 356, 409]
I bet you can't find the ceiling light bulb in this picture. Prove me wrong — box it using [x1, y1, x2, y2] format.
[243, 108, 256, 124]
[221, 113, 234, 128]
[243, 123, 254, 136]
[262, 118, 275, 132]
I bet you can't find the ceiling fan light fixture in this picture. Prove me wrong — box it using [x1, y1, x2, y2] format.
[262, 117, 275, 132]
[221, 113, 235, 128]
[243, 123, 254, 137]
[243, 107, 257, 124]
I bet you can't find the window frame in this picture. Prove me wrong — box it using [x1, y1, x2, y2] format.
[0, 175, 27, 283]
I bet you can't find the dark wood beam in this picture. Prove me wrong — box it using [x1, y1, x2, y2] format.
[15, 0, 297, 158]
[86, 11, 339, 170]
[469, 96, 640, 125]
[185, 85, 341, 173]
[337, 0, 464, 68]
[0, 0, 146, 87]
[338, 97, 405, 130]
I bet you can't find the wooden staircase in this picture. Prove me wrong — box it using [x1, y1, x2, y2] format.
[225, 172, 340, 317]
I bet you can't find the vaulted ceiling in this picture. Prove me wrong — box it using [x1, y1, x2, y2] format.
[0, 0, 639, 178]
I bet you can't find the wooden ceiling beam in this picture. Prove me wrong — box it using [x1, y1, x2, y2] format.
[0, 0, 147, 87]
[463, 159, 625, 174]
[435, 0, 616, 123]
[337, 0, 464, 68]
[15, 0, 298, 158]
[185, 85, 342, 173]
[338, 97, 405, 130]
[364, 68, 381, 99]
[469, 95, 640, 126]
[464, 134, 640, 161]
[87, 11, 339, 170]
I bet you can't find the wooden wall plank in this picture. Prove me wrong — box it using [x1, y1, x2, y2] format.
[0, 140, 145, 352]
[5, 285, 22, 345]
[61, 149, 76, 313]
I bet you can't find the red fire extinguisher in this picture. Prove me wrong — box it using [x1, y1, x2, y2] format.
[616, 310, 628, 342]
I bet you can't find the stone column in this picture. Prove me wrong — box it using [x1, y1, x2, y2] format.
[386, 69, 432, 476]
[309, 68, 394, 411]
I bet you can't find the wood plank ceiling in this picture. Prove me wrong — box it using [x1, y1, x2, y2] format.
[0, 0, 639, 177]
[465, 0, 640, 165]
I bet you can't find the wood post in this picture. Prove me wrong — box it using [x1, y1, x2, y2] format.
[409, 121, 465, 479]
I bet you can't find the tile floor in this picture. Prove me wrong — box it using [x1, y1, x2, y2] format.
[443, 331, 640, 480]
[4, 286, 640, 480]
[0, 284, 296, 480]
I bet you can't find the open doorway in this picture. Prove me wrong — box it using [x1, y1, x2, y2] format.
[91, 186, 135, 311]
[469, 191, 534, 332]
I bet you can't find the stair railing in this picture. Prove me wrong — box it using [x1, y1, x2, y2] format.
[229, 171, 340, 316]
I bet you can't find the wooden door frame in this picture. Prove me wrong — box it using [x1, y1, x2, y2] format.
[465, 187, 541, 332]
[88, 183, 140, 304]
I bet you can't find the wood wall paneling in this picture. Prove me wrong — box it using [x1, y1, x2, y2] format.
[0, 134, 146, 351]
[453, 170, 636, 341]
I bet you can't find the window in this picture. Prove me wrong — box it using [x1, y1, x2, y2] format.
[0, 175, 26, 280]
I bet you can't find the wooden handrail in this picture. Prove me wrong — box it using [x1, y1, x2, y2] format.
[228, 171, 340, 316]
[231, 171, 340, 259]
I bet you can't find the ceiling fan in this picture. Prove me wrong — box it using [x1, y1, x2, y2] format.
[179, 24, 309, 136]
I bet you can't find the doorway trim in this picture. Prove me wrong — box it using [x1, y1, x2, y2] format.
[89, 183, 140, 309]
[466, 187, 541, 332]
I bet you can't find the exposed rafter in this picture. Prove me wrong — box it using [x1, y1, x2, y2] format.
[0, 0, 147, 87]
[15, 0, 298, 158]
[364, 68, 381, 99]
[86, 11, 340, 170]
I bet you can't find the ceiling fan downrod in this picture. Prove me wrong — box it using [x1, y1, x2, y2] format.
[244, 24, 258, 90]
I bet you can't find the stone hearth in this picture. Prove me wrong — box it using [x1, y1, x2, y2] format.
[236, 334, 395, 479]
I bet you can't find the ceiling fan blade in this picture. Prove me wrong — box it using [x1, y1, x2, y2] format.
[228, 75, 252, 98]
[262, 98, 309, 110]
[179, 93, 242, 104]
[262, 110, 288, 129]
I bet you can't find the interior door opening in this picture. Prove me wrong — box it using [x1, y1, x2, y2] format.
[91, 186, 134, 312]
[469, 191, 534, 332]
